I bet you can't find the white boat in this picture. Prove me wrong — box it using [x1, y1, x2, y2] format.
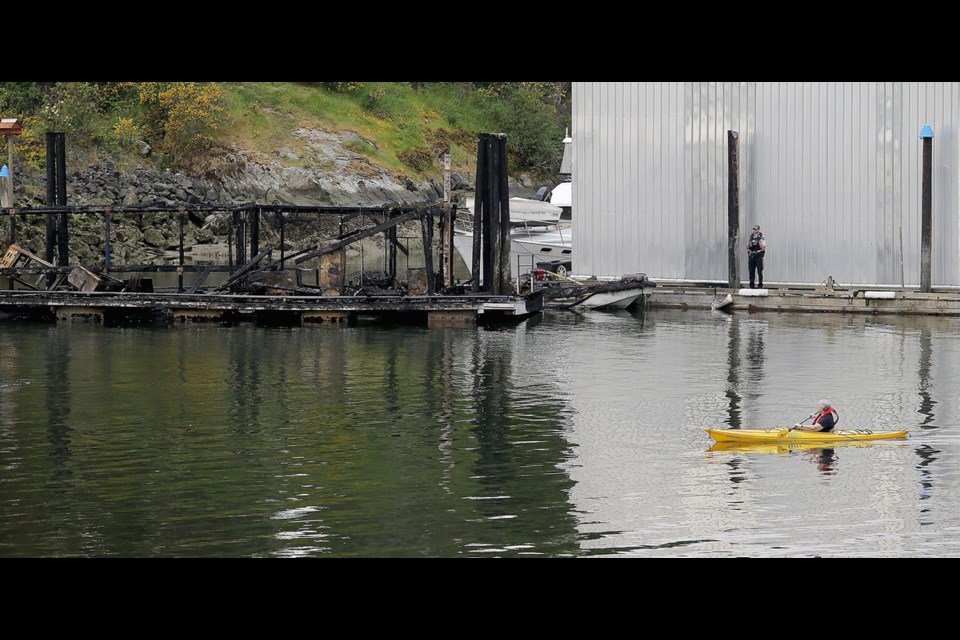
[711, 293, 734, 311]
[538, 275, 652, 311]
[464, 196, 563, 225]
[453, 224, 572, 278]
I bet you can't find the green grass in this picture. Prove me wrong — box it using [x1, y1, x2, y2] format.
[220, 82, 498, 177]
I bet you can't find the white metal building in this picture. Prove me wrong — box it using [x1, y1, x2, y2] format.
[572, 82, 960, 286]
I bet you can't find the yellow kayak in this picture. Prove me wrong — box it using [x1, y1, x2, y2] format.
[705, 428, 909, 443]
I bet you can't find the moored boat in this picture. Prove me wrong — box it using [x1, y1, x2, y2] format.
[705, 428, 909, 443]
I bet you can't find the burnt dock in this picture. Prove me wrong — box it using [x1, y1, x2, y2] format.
[0, 200, 540, 327]
[0, 131, 544, 327]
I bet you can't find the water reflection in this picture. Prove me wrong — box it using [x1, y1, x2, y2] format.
[917, 328, 936, 429]
[45, 326, 72, 478]
[1, 310, 958, 557]
[724, 316, 742, 428]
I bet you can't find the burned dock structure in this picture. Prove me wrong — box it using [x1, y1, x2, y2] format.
[0, 130, 540, 326]
[0, 201, 540, 327]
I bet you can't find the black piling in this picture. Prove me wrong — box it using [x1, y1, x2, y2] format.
[250, 206, 260, 257]
[727, 130, 740, 290]
[485, 133, 499, 292]
[920, 128, 933, 293]
[472, 136, 486, 292]
[277, 210, 285, 269]
[496, 134, 511, 293]
[45, 132, 68, 287]
[388, 219, 397, 282]
[472, 133, 511, 295]
[178, 209, 185, 292]
[227, 216, 234, 271]
[421, 209, 435, 295]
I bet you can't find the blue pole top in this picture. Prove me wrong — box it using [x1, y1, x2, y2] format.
[0, 164, 8, 178]
[920, 124, 934, 139]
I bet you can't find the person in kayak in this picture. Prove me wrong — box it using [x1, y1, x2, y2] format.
[794, 400, 839, 432]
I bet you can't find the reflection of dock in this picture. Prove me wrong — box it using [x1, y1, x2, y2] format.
[647, 282, 960, 316]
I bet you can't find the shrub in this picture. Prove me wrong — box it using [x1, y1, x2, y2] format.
[398, 148, 433, 173]
[137, 82, 226, 170]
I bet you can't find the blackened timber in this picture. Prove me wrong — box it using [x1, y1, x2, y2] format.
[1, 265, 234, 276]
[250, 207, 260, 257]
[387, 227, 409, 256]
[727, 130, 740, 290]
[388, 225, 397, 282]
[497, 134, 511, 294]
[292, 209, 423, 264]
[422, 211, 434, 295]
[233, 210, 243, 266]
[178, 210, 186, 292]
[227, 216, 234, 269]
[55, 133, 68, 268]
[482, 134, 495, 291]
[187, 265, 213, 293]
[214, 248, 274, 291]
[487, 134, 500, 294]
[0, 289, 540, 315]
[472, 135, 486, 292]
[277, 210, 285, 269]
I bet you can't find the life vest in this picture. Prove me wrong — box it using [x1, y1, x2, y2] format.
[813, 407, 838, 431]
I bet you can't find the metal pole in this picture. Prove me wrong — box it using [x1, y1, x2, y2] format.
[920, 133, 933, 293]
[727, 130, 740, 290]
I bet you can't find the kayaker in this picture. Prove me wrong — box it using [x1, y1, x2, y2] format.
[794, 400, 839, 432]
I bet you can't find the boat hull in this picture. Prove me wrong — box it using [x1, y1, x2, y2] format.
[705, 428, 909, 443]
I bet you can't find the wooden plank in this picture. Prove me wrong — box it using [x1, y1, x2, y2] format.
[187, 265, 213, 294]
[213, 248, 273, 291]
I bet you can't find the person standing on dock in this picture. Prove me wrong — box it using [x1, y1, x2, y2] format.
[794, 400, 839, 432]
[746, 224, 766, 289]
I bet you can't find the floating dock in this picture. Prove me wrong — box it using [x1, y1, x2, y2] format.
[647, 282, 960, 316]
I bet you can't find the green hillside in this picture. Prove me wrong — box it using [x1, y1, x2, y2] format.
[0, 82, 570, 181]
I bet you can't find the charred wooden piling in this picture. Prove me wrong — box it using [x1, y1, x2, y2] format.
[471, 132, 511, 295]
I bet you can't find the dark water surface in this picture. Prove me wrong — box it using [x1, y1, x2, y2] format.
[1, 309, 957, 557]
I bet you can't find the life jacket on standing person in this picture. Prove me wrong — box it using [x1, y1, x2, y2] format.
[812, 406, 838, 432]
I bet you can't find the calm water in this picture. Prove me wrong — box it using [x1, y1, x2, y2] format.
[1, 309, 958, 557]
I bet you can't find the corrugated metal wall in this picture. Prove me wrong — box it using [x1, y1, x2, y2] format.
[573, 82, 960, 286]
